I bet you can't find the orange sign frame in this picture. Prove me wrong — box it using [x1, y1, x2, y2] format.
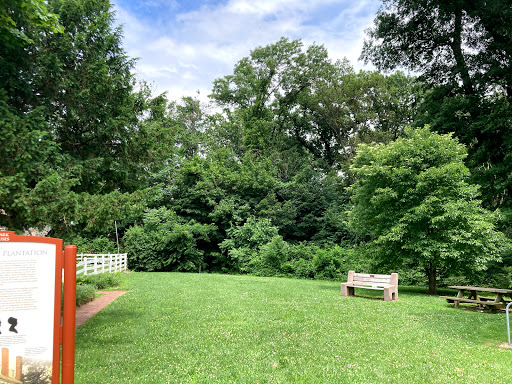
[0, 231, 76, 384]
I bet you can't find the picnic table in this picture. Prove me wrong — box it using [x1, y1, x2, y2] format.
[440, 286, 512, 310]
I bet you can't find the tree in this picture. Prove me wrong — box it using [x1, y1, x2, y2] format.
[211, 38, 421, 171]
[21, 358, 52, 384]
[210, 38, 333, 158]
[361, 0, 512, 225]
[0, 0, 159, 235]
[348, 127, 508, 294]
[0, 91, 75, 230]
[1, 0, 64, 112]
[1, 0, 63, 44]
[288, 66, 422, 170]
[30, 0, 150, 193]
[361, 0, 512, 96]
[123, 207, 215, 272]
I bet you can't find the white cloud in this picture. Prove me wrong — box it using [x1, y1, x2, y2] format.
[113, 0, 381, 102]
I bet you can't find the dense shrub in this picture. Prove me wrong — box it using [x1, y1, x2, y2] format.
[67, 235, 118, 254]
[220, 217, 280, 273]
[77, 273, 122, 290]
[76, 283, 96, 307]
[281, 242, 317, 278]
[251, 235, 289, 276]
[220, 220, 364, 280]
[312, 248, 343, 279]
[123, 207, 215, 271]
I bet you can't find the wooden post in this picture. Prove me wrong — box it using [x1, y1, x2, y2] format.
[341, 271, 355, 297]
[1, 347, 8, 377]
[16, 356, 22, 380]
[62, 245, 77, 384]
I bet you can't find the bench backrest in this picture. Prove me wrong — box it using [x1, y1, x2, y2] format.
[347, 271, 398, 287]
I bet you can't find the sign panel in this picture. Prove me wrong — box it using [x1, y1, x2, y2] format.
[0, 232, 62, 384]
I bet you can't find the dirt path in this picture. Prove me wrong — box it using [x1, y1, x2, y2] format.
[75, 290, 127, 328]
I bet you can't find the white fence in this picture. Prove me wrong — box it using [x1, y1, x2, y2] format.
[76, 253, 128, 275]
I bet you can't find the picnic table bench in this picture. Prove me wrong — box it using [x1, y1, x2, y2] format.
[440, 286, 512, 310]
[341, 271, 398, 301]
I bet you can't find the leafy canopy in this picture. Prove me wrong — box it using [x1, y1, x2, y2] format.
[348, 126, 509, 294]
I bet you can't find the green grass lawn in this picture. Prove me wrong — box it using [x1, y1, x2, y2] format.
[75, 273, 512, 383]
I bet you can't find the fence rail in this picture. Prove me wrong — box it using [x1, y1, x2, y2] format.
[76, 253, 128, 275]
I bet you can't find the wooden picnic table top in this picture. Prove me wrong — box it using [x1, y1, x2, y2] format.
[448, 285, 512, 294]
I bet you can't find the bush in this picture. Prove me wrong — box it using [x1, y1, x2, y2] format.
[76, 283, 96, 307]
[123, 208, 215, 272]
[312, 248, 342, 280]
[67, 236, 118, 254]
[77, 273, 121, 290]
[250, 235, 289, 276]
[282, 242, 317, 279]
[220, 217, 281, 273]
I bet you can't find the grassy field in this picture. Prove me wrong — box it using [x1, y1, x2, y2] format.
[75, 273, 512, 383]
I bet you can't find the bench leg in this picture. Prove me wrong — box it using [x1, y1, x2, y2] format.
[384, 287, 398, 301]
[454, 290, 464, 308]
[341, 284, 354, 297]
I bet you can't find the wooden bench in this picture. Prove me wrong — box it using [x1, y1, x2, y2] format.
[439, 296, 509, 310]
[341, 271, 398, 301]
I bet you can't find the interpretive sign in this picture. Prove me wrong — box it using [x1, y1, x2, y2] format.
[0, 231, 76, 384]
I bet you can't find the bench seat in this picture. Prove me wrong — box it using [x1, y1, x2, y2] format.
[341, 271, 398, 301]
[440, 296, 506, 308]
[346, 285, 390, 291]
[476, 296, 512, 303]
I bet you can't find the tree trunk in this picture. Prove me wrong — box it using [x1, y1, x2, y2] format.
[451, 9, 475, 96]
[426, 263, 437, 295]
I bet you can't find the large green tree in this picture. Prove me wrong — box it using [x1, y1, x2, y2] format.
[361, 0, 512, 224]
[211, 38, 421, 171]
[0, 0, 159, 235]
[348, 127, 508, 294]
[1, 0, 64, 109]
[32, 0, 150, 193]
[361, 0, 512, 95]
[0, 1, 69, 231]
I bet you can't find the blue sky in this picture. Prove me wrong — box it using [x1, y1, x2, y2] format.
[112, 0, 382, 102]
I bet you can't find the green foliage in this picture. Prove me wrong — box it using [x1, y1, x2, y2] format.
[77, 273, 121, 290]
[0, 90, 75, 230]
[4, 0, 511, 289]
[210, 38, 421, 170]
[362, 0, 512, 95]
[31, 0, 149, 193]
[312, 247, 344, 280]
[220, 217, 281, 273]
[68, 236, 117, 254]
[1, 0, 63, 44]
[348, 126, 510, 293]
[220, 219, 361, 280]
[362, 0, 512, 230]
[281, 242, 317, 278]
[74, 272, 124, 308]
[75, 283, 96, 307]
[0, 0, 158, 236]
[123, 208, 216, 272]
